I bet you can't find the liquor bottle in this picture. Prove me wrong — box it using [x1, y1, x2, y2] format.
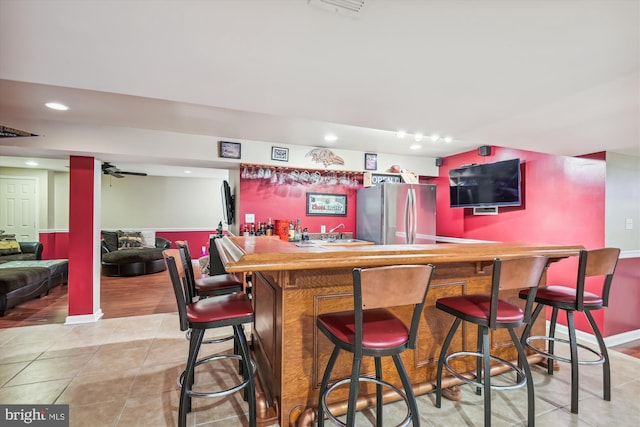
[288, 220, 296, 241]
[294, 218, 302, 241]
[266, 218, 273, 236]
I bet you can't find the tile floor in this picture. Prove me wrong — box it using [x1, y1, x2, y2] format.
[1, 313, 638, 426]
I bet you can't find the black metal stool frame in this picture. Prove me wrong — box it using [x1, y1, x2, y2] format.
[165, 255, 256, 427]
[317, 264, 435, 427]
[435, 256, 548, 427]
[519, 247, 620, 414]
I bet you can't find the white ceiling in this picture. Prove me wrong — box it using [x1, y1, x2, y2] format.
[0, 0, 638, 177]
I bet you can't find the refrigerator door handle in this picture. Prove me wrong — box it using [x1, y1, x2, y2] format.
[406, 188, 417, 244]
[404, 189, 411, 244]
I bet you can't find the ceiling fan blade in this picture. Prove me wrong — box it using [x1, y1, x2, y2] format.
[107, 170, 125, 178]
[119, 171, 147, 177]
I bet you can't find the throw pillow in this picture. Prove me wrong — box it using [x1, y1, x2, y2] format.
[118, 231, 143, 249]
[140, 230, 156, 248]
[0, 234, 22, 255]
[101, 230, 119, 252]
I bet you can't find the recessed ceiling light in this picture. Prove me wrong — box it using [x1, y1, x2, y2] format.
[409, 144, 422, 150]
[430, 134, 440, 142]
[396, 130, 407, 139]
[25, 161, 39, 166]
[324, 133, 338, 142]
[184, 170, 192, 174]
[414, 133, 423, 142]
[443, 136, 453, 143]
[45, 102, 69, 111]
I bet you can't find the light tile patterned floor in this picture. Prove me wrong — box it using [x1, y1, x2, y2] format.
[1, 313, 638, 426]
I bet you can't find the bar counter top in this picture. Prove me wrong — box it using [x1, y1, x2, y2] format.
[216, 235, 583, 273]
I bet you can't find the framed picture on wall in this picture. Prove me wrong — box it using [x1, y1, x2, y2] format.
[364, 153, 377, 171]
[271, 146, 289, 162]
[219, 141, 241, 159]
[306, 193, 347, 216]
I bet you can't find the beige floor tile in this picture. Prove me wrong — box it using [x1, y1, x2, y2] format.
[5, 353, 94, 386]
[69, 399, 126, 427]
[0, 360, 29, 387]
[128, 361, 183, 398]
[39, 343, 101, 360]
[0, 378, 71, 404]
[56, 368, 139, 406]
[117, 389, 189, 427]
[0, 340, 52, 364]
[143, 337, 191, 367]
[77, 343, 150, 376]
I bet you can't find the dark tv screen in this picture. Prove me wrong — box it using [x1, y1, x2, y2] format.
[449, 158, 521, 208]
[221, 180, 234, 224]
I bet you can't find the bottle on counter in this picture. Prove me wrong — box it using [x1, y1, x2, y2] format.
[266, 218, 273, 236]
[294, 218, 302, 241]
[302, 227, 309, 241]
[288, 220, 296, 241]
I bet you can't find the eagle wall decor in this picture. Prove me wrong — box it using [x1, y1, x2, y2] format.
[305, 148, 345, 168]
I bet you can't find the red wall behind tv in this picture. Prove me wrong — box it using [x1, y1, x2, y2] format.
[434, 146, 607, 333]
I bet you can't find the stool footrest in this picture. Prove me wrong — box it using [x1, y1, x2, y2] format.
[185, 329, 234, 345]
[321, 376, 412, 427]
[525, 335, 605, 366]
[444, 351, 527, 391]
[178, 353, 256, 398]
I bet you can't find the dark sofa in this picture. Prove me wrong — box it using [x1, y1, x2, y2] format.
[101, 236, 172, 277]
[0, 241, 43, 263]
[0, 242, 52, 316]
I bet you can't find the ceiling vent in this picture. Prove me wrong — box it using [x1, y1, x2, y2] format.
[0, 125, 38, 138]
[308, 0, 367, 17]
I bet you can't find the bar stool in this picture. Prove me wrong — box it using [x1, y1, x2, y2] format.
[177, 240, 243, 299]
[163, 252, 256, 427]
[519, 248, 620, 414]
[435, 256, 548, 427]
[317, 264, 435, 427]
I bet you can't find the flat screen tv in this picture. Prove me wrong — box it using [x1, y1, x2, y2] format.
[449, 158, 522, 208]
[221, 180, 235, 224]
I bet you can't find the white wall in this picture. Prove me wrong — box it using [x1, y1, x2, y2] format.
[606, 152, 640, 251]
[54, 171, 70, 229]
[100, 174, 227, 230]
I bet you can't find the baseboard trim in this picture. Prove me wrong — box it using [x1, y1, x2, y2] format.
[65, 309, 104, 325]
[549, 321, 640, 347]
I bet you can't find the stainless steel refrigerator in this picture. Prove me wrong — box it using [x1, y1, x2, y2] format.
[356, 183, 436, 245]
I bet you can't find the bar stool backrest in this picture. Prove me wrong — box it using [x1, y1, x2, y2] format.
[208, 238, 228, 276]
[576, 248, 620, 310]
[489, 256, 548, 329]
[176, 241, 199, 301]
[353, 264, 435, 352]
[162, 251, 190, 332]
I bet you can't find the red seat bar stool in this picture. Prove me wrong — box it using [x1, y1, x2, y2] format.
[177, 240, 243, 299]
[519, 248, 620, 414]
[163, 251, 256, 427]
[435, 256, 548, 427]
[317, 264, 435, 427]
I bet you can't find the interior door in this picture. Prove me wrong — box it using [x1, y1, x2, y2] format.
[0, 177, 37, 241]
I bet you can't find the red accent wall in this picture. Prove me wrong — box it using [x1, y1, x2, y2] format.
[39, 232, 69, 260]
[435, 146, 607, 334]
[68, 156, 97, 316]
[239, 179, 359, 235]
[156, 230, 217, 255]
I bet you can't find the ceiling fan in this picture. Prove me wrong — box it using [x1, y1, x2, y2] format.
[101, 162, 147, 178]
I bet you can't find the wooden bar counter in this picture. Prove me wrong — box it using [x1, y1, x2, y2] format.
[216, 236, 582, 427]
